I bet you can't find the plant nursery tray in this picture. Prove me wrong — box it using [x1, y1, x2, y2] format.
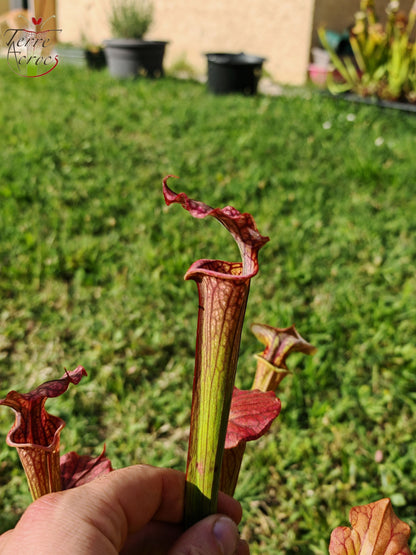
[338, 92, 416, 114]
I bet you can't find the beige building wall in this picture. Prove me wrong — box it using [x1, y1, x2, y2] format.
[57, 0, 316, 85]
[56, 0, 416, 85]
[150, 0, 316, 85]
[56, 0, 110, 45]
[0, 0, 9, 15]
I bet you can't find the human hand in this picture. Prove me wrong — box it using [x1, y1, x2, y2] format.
[0, 464, 249, 555]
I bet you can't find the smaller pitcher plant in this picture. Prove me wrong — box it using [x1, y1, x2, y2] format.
[220, 322, 316, 497]
[0, 366, 112, 501]
[330, 498, 412, 555]
[251, 323, 316, 392]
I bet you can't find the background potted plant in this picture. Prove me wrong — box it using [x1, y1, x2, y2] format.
[104, 0, 168, 78]
[205, 52, 266, 95]
[84, 43, 107, 70]
[318, 0, 416, 104]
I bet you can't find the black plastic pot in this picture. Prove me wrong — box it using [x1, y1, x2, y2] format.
[85, 48, 106, 70]
[205, 52, 266, 95]
[104, 39, 168, 78]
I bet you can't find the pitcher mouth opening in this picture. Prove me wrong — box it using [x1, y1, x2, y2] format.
[185, 259, 245, 281]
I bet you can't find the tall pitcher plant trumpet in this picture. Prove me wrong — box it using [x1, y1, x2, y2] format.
[163, 176, 269, 526]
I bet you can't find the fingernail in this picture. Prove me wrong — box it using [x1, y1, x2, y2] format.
[213, 516, 239, 555]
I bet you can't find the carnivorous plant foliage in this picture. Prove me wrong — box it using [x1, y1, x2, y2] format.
[0, 367, 112, 500]
[220, 387, 281, 496]
[163, 175, 269, 526]
[251, 323, 316, 392]
[329, 498, 412, 555]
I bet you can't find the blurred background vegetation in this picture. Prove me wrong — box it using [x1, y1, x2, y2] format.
[0, 62, 415, 553]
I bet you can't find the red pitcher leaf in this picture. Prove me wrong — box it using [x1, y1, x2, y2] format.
[183, 258, 252, 524]
[220, 442, 246, 496]
[251, 323, 316, 392]
[220, 388, 281, 495]
[0, 366, 87, 448]
[60, 446, 113, 489]
[329, 498, 412, 555]
[225, 387, 281, 449]
[251, 323, 316, 370]
[163, 175, 269, 276]
[163, 178, 269, 525]
[0, 366, 87, 500]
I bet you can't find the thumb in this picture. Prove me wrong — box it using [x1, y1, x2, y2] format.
[169, 514, 249, 555]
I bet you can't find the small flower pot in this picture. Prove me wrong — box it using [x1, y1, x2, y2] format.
[85, 48, 106, 70]
[308, 63, 330, 88]
[104, 39, 168, 78]
[205, 52, 266, 95]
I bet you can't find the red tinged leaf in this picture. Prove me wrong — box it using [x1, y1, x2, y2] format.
[0, 366, 87, 448]
[251, 323, 316, 370]
[219, 442, 246, 496]
[0, 366, 87, 500]
[329, 498, 412, 555]
[225, 387, 281, 449]
[163, 177, 269, 526]
[163, 175, 269, 276]
[60, 446, 113, 489]
[220, 388, 281, 495]
[251, 323, 316, 392]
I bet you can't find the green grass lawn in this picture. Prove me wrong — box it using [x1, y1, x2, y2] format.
[0, 60, 416, 553]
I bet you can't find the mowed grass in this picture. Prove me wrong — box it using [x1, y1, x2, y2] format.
[0, 60, 416, 553]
